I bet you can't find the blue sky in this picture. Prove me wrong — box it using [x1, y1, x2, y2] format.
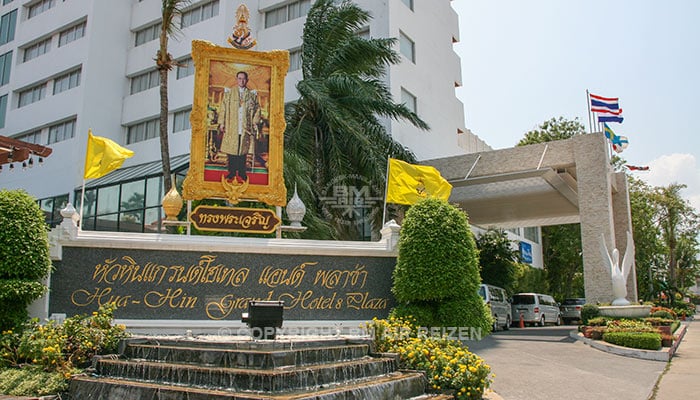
[452, 1, 700, 210]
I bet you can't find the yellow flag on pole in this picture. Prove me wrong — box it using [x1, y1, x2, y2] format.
[83, 130, 134, 179]
[386, 158, 452, 205]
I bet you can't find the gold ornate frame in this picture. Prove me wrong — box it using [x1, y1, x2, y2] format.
[183, 40, 289, 206]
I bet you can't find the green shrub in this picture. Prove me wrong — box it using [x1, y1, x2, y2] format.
[392, 199, 490, 332]
[0, 190, 52, 331]
[580, 304, 599, 325]
[391, 302, 436, 327]
[643, 317, 674, 326]
[650, 310, 674, 320]
[0, 366, 71, 396]
[0, 303, 129, 371]
[602, 331, 661, 350]
[586, 316, 609, 326]
[605, 319, 657, 334]
[650, 306, 677, 319]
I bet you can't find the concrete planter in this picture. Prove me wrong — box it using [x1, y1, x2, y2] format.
[599, 305, 652, 319]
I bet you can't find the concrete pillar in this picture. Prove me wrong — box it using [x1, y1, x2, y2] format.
[574, 133, 616, 304]
[612, 171, 638, 302]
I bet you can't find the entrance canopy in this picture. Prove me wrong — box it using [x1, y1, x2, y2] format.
[424, 139, 582, 229]
[423, 132, 636, 304]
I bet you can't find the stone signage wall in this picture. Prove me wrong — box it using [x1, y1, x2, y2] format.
[49, 246, 396, 322]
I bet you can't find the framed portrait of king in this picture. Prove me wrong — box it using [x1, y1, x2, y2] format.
[183, 40, 289, 206]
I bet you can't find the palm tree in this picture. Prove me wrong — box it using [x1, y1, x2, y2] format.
[156, 0, 189, 194]
[285, 0, 428, 240]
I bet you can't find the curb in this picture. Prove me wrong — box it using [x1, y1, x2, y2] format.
[569, 324, 688, 362]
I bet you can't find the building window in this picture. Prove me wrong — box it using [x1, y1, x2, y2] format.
[3, 0, 15, 5]
[400, 88, 417, 114]
[401, 0, 414, 11]
[38, 194, 68, 228]
[78, 176, 171, 233]
[18, 83, 46, 107]
[288, 48, 301, 72]
[0, 94, 6, 128]
[27, 0, 55, 19]
[58, 21, 86, 47]
[48, 118, 75, 144]
[23, 37, 51, 62]
[265, 0, 311, 28]
[0, 9, 17, 45]
[0, 51, 11, 86]
[176, 56, 194, 79]
[355, 27, 369, 40]
[134, 21, 160, 47]
[130, 69, 159, 94]
[523, 226, 540, 244]
[127, 117, 158, 144]
[14, 129, 41, 144]
[53, 68, 81, 94]
[399, 31, 415, 63]
[180, 0, 219, 28]
[173, 108, 191, 132]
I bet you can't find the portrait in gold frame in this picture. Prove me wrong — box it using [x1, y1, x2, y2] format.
[183, 40, 289, 206]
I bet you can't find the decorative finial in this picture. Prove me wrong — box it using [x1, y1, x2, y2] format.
[162, 177, 184, 221]
[286, 184, 306, 227]
[228, 4, 256, 50]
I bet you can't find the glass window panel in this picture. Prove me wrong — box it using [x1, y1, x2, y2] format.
[120, 210, 143, 232]
[0, 51, 12, 86]
[96, 185, 119, 214]
[401, 88, 416, 114]
[95, 214, 118, 232]
[81, 189, 97, 218]
[0, 10, 17, 45]
[120, 180, 145, 211]
[145, 177, 162, 207]
[399, 32, 415, 63]
[0, 94, 6, 128]
[144, 207, 162, 233]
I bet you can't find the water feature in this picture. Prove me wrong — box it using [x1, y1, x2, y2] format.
[70, 336, 437, 399]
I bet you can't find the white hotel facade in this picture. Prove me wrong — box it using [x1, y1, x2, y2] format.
[0, 0, 541, 266]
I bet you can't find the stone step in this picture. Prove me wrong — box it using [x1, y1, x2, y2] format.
[70, 371, 427, 400]
[124, 336, 372, 351]
[95, 356, 398, 392]
[123, 342, 371, 369]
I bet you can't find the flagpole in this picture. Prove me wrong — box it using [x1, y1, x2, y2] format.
[79, 179, 86, 231]
[381, 156, 391, 226]
[586, 90, 594, 134]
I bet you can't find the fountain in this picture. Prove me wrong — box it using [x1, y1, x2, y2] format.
[69, 335, 448, 399]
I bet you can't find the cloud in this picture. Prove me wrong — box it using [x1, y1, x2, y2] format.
[638, 153, 700, 212]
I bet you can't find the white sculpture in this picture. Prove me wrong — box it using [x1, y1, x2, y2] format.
[600, 231, 635, 306]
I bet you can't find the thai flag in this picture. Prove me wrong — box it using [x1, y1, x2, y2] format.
[591, 93, 624, 123]
[590, 93, 620, 112]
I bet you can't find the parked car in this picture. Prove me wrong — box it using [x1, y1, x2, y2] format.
[559, 298, 586, 324]
[511, 293, 561, 326]
[478, 284, 512, 331]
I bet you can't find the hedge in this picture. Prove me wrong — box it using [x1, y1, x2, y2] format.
[602, 331, 661, 350]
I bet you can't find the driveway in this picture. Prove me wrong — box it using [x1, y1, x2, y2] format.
[466, 325, 666, 400]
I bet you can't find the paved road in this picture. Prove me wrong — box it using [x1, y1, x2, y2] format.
[465, 325, 666, 400]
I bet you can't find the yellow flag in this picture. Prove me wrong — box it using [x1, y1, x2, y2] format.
[386, 158, 452, 205]
[83, 130, 134, 179]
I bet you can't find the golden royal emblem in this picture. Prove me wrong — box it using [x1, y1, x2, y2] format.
[228, 4, 257, 50]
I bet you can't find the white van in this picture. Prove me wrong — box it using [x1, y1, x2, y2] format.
[511, 293, 561, 327]
[478, 284, 512, 331]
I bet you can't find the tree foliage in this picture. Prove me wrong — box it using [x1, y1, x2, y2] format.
[517, 116, 586, 146]
[0, 190, 52, 331]
[391, 199, 491, 333]
[284, 0, 427, 240]
[476, 229, 519, 295]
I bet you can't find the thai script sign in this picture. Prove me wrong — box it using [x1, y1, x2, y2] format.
[189, 205, 281, 233]
[49, 247, 396, 321]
